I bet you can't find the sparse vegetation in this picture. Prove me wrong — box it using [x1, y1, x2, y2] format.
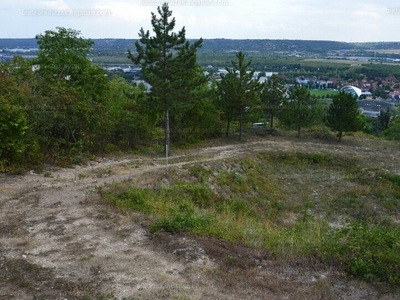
[100, 144, 400, 285]
[2, 133, 400, 298]
[2, 2, 400, 297]
[0, 257, 114, 299]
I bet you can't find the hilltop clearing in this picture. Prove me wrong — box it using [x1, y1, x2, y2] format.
[1, 134, 399, 299]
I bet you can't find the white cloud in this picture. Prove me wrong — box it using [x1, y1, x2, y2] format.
[99, 1, 150, 22]
[1, 0, 399, 41]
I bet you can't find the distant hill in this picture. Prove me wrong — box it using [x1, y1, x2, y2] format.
[86, 38, 355, 54]
[0, 38, 38, 49]
[353, 42, 400, 50]
[1, 38, 399, 54]
[198, 39, 353, 54]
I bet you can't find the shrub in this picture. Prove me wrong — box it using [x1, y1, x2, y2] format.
[0, 99, 28, 169]
[323, 222, 400, 284]
[150, 211, 212, 234]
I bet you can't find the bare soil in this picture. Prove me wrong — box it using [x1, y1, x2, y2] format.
[1, 134, 400, 299]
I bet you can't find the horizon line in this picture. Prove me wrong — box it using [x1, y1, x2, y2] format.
[1, 37, 400, 44]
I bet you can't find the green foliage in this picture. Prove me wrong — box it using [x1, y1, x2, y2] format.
[381, 116, 400, 140]
[309, 90, 339, 98]
[112, 188, 152, 213]
[272, 151, 335, 166]
[382, 173, 400, 187]
[177, 183, 220, 209]
[0, 65, 35, 169]
[260, 74, 287, 129]
[278, 86, 320, 137]
[189, 165, 212, 183]
[309, 125, 338, 141]
[330, 196, 380, 223]
[169, 78, 220, 144]
[106, 76, 153, 148]
[34, 27, 100, 87]
[215, 71, 237, 137]
[0, 96, 28, 168]
[0, 30, 164, 169]
[29, 27, 111, 156]
[324, 222, 400, 284]
[150, 211, 212, 234]
[325, 91, 365, 141]
[128, 2, 206, 151]
[379, 107, 392, 130]
[330, 170, 400, 223]
[101, 152, 400, 285]
[345, 64, 400, 82]
[217, 52, 261, 140]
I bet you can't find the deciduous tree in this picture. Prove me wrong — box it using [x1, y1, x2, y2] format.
[33, 27, 108, 153]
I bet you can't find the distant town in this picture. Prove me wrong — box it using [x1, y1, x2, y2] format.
[1, 38, 400, 118]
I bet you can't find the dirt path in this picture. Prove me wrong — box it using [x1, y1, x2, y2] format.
[1, 136, 399, 299]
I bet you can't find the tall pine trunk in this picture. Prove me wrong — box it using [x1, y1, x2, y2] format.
[239, 110, 243, 141]
[270, 112, 274, 129]
[165, 107, 170, 156]
[226, 120, 231, 137]
[338, 131, 343, 142]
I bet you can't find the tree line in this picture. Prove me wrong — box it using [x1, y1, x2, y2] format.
[0, 3, 398, 172]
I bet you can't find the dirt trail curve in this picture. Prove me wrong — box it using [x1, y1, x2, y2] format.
[1, 137, 399, 299]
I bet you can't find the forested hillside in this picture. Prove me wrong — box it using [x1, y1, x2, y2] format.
[1, 37, 393, 54]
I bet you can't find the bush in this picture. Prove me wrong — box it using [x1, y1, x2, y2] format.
[0, 98, 28, 169]
[150, 211, 212, 234]
[324, 222, 400, 284]
[310, 126, 337, 141]
[381, 120, 400, 140]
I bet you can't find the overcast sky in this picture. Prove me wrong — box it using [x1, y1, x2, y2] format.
[1, 0, 400, 42]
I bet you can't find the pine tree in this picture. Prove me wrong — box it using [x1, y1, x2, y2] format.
[326, 91, 365, 142]
[260, 74, 286, 129]
[128, 3, 203, 155]
[279, 86, 319, 138]
[216, 71, 238, 137]
[218, 52, 260, 140]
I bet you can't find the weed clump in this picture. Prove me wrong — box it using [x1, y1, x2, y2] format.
[322, 222, 400, 284]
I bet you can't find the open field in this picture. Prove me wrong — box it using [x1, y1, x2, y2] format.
[303, 58, 367, 67]
[309, 89, 339, 97]
[303, 58, 400, 67]
[367, 49, 400, 55]
[91, 55, 132, 65]
[92, 54, 355, 68]
[1, 132, 400, 299]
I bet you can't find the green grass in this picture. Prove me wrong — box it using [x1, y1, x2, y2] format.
[100, 151, 400, 285]
[323, 222, 400, 284]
